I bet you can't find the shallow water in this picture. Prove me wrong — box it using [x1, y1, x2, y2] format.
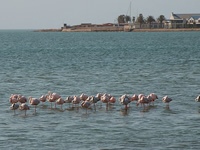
[0, 30, 200, 149]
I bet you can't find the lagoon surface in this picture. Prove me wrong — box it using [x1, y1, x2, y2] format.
[0, 30, 200, 150]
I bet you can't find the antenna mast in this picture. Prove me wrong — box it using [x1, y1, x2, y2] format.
[130, 2, 131, 23]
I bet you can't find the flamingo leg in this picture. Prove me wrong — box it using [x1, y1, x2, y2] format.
[51, 102, 52, 109]
[55, 103, 56, 108]
[106, 103, 108, 111]
[86, 108, 87, 114]
[61, 105, 62, 110]
[94, 103, 96, 111]
[125, 104, 127, 111]
[25, 110, 26, 116]
[35, 106, 36, 113]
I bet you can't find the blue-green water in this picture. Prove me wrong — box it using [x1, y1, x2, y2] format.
[0, 30, 200, 150]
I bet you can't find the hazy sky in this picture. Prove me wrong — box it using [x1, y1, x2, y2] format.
[0, 0, 199, 29]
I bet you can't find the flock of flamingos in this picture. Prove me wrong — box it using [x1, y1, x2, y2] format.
[9, 91, 177, 116]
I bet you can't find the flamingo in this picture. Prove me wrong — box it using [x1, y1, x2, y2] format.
[48, 91, 61, 108]
[10, 94, 18, 99]
[147, 95, 153, 107]
[119, 94, 131, 111]
[81, 101, 91, 114]
[19, 103, 30, 116]
[64, 96, 74, 107]
[162, 96, 172, 108]
[29, 96, 40, 113]
[72, 95, 81, 111]
[195, 95, 200, 102]
[150, 93, 158, 106]
[109, 96, 116, 104]
[10, 97, 18, 104]
[39, 95, 46, 104]
[96, 93, 103, 107]
[80, 93, 88, 101]
[46, 95, 57, 109]
[89, 96, 100, 110]
[137, 94, 145, 107]
[132, 94, 138, 102]
[96, 93, 103, 99]
[56, 97, 65, 109]
[46, 95, 55, 108]
[17, 95, 27, 104]
[101, 94, 110, 110]
[129, 94, 138, 107]
[10, 103, 19, 114]
[137, 96, 149, 110]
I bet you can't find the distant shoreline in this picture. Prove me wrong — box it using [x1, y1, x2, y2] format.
[34, 28, 200, 32]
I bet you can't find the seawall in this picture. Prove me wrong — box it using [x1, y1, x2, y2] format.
[62, 27, 124, 32]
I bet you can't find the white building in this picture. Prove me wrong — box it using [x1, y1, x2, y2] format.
[168, 12, 200, 28]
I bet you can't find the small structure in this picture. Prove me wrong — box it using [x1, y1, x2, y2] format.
[61, 23, 71, 30]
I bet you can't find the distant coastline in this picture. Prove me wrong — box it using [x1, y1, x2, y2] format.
[34, 28, 200, 32]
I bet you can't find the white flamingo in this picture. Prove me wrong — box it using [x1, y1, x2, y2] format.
[10, 103, 19, 114]
[162, 95, 172, 108]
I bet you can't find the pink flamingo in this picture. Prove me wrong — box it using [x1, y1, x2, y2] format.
[72, 95, 81, 111]
[10, 97, 18, 104]
[150, 93, 158, 106]
[17, 95, 27, 104]
[48, 91, 61, 108]
[39, 95, 46, 104]
[132, 94, 138, 102]
[81, 101, 91, 114]
[56, 97, 65, 109]
[10, 103, 19, 114]
[19, 103, 30, 116]
[162, 96, 172, 108]
[137, 94, 145, 107]
[137, 96, 149, 110]
[80, 93, 88, 101]
[129, 94, 138, 107]
[119, 94, 131, 111]
[109, 96, 116, 104]
[46, 95, 55, 108]
[29, 96, 40, 113]
[10, 94, 18, 99]
[96, 93, 103, 99]
[101, 94, 110, 110]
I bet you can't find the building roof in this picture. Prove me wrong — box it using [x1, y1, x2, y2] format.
[188, 16, 200, 20]
[171, 12, 200, 20]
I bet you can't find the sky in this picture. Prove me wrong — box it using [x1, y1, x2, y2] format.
[0, 0, 199, 29]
